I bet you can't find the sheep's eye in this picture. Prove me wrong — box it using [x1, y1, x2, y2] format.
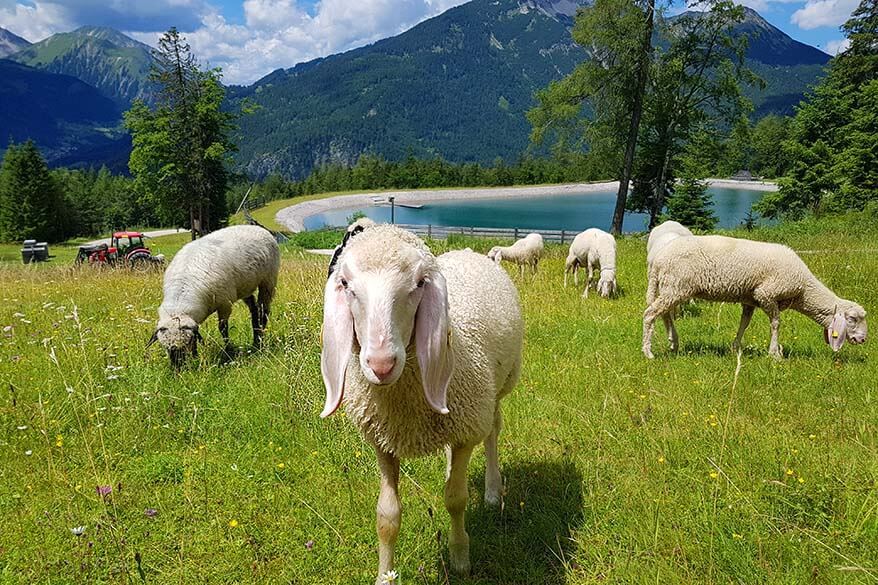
[158, 327, 168, 333]
[416, 278, 426, 288]
[340, 278, 348, 288]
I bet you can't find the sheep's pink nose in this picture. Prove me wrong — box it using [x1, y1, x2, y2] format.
[367, 355, 397, 381]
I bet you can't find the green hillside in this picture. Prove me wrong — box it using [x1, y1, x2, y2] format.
[10, 26, 154, 107]
[231, 0, 830, 179]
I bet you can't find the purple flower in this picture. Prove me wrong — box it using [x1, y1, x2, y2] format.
[96, 485, 112, 498]
[144, 508, 158, 518]
[305, 540, 314, 551]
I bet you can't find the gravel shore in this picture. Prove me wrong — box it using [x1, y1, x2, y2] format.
[275, 179, 777, 232]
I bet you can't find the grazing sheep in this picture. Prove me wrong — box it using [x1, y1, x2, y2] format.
[149, 225, 280, 367]
[488, 232, 544, 277]
[320, 225, 524, 582]
[646, 220, 693, 269]
[643, 234, 868, 359]
[564, 228, 617, 298]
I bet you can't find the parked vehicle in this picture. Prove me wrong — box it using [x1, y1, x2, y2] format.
[75, 231, 164, 269]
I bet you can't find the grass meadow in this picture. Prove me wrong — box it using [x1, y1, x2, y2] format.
[0, 214, 876, 584]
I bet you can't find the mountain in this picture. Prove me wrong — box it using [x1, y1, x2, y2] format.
[0, 59, 128, 169]
[0, 27, 30, 58]
[232, 0, 831, 179]
[680, 7, 830, 116]
[10, 26, 154, 107]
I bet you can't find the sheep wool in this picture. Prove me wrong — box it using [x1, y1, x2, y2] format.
[564, 228, 617, 298]
[646, 220, 693, 268]
[153, 225, 280, 365]
[643, 234, 868, 358]
[321, 225, 523, 582]
[488, 232, 544, 277]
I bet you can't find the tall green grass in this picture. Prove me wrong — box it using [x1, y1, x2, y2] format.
[0, 216, 875, 584]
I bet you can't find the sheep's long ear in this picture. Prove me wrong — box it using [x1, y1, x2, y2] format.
[320, 275, 353, 417]
[415, 270, 454, 415]
[146, 330, 158, 348]
[825, 312, 847, 352]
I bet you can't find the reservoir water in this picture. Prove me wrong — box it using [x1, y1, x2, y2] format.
[303, 187, 764, 232]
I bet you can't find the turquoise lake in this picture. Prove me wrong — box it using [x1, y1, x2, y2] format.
[303, 187, 765, 232]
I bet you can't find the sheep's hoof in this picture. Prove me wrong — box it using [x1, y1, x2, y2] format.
[448, 540, 471, 575]
[484, 489, 501, 508]
[643, 348, 655, 359]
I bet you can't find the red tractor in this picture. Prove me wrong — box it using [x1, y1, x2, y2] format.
[76, 231, 164, 269]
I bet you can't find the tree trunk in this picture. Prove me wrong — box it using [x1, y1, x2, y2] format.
[610, 0, 655, 235]
[649, 144, 672, 228]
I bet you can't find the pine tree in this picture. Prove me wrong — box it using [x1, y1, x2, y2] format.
[0, 141, 64, 243]
[661, 176, 717, 231]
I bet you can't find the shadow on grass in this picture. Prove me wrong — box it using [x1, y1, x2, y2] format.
[442, 458, 584, 585]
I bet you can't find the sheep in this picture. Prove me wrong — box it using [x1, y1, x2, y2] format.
[487, 232, 544, 277]
[148, 225, 280, 367]
[564, 228, 618, 298]
[646, 220, 693, 269]
[642, 234, 868, 359]
[320, 225, 523, 583]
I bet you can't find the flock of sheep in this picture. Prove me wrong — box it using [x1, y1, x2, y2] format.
[149, 218, 867, 583]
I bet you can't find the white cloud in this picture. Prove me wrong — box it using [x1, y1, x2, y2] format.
[823, 37, 850, 54]
[134, 0, 470, 84]
[791, 0, 858, 29]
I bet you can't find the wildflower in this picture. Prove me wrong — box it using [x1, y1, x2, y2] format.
[657, 456, 665, 464]
[380, 570, 399, 583]
[808, 434, 816, 439]
[519, 501, 525, 509]
[145, 508, 158, 518]
[639, 394, 646, 399]
[25, 450, 33, 456]
[71, 526, 86, 537]
[732, 533, 743, 539]
[709, 472, 719, 479]
[276, 463, 285, 470]
[797, 477, 805, 484]
[96, 485, 112, 498]
[305, 540, 314, 551]
[786, 469, 794, 476]
[16, 425, 27, 431]
[228, 519, 239, 528]
[311, 451, 318, 457]
[55, 435, 63, 447]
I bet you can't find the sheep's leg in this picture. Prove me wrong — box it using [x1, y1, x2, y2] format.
[732, 304, 755, 351]
[258, 283, 274, 331]
[762, 303, 783, 359]
[244, 295, 262, 349]
[446, 443, 475, 575]
[663, 314, 678, 352]
[484, 408, 503, 506]
[374, 448, 401, 584]
[217, 303, 232, 354]
[643, 296, 676, 359]
[574, 266, 579, 288]
[518, 263, 524, 279]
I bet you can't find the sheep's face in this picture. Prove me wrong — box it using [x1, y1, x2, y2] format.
[320, 227, 454, 418]
[843, 304, 867, 345]
[597, 273, 616, 298]
[487, 247, 501, 262]
[153, 316, 200, 368]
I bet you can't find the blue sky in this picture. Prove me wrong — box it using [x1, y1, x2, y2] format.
[0, 0, 858, 84]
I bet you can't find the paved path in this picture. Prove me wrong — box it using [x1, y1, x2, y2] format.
[84, 229, 183, 246]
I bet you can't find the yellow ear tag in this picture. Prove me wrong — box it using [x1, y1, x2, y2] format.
[832, 331, 839, 338]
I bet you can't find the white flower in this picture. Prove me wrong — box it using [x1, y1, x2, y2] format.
[71, 525, 86, 536]
[24, 450, 32, 456]
[16, 425, 27, 431]
[380, 570, 399, 583]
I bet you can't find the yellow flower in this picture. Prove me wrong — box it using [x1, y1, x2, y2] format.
[797, 477, 805, 484]
[732, 533, 743, 539]
[639, 394, 646, 399]
[519, 501, 525, 509]
[809, 434, 816, 439]
[709, 472, 719, 479]
[276, 462, 285, 470]
[228, 519, 239, 528]
[355, 450, 362, 458]
[657, 456, 665, 464]
[786, 469, 794, 476]
[311, 451, 318, 457]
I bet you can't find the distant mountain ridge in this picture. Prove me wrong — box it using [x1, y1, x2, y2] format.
[232, 0, 831, 179]
[0, 26, 30, 58]
[10, 26, 155, 106]
[0, 59, 128, 168]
